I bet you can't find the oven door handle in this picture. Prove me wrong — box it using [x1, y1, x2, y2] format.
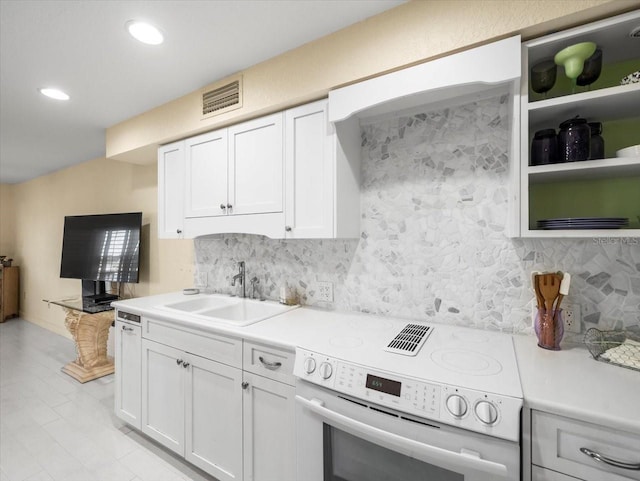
[296, 395, 509, 478]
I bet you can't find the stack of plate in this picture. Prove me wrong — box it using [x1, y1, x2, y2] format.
[537, 217, 629, 230]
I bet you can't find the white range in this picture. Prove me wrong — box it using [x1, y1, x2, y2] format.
[293, 315, 523, 481]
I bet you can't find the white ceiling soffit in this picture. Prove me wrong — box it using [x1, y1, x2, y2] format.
[0, 0, 405, 184]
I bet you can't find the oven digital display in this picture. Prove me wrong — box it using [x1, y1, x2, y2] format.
[365, 374, 401, 397]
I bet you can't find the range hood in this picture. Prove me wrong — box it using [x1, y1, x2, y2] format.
[328, 36, 521, 123]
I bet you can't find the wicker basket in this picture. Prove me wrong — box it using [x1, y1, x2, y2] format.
[584, 328, 640, 372]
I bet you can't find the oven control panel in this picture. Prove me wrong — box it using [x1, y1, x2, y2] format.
[294, 348, 522, 441]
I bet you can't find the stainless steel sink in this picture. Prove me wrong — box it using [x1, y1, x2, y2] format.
[159, 295, 297, 326]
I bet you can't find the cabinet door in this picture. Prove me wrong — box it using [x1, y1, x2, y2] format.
[158, 141, 185, 239]
[114, 321, 141, 429]
[285, 99, 335, 238]
[229, 113, 283, 216]
[243, 372, 296, 481]
[185, 129, 228, 218]
[141, 339, 185, 455]
[185, 353, 243, 481]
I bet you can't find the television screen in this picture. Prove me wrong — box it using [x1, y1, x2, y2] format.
[60, 212, 142, 283]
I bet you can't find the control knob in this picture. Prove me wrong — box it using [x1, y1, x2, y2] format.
[303, 357, 316, 374]
[318, 362, 333, 380]
[445, 394, 467, 418]
[475, 400, 498, 425]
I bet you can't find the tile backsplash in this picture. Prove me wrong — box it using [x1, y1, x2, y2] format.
[195, 95, 640, 339]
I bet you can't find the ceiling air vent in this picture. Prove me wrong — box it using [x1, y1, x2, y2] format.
[384, 324, 433, 356]
[201, 77, 242, 119]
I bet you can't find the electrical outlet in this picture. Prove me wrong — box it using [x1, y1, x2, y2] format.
[530, 299, 581, 334]
[195, 271, 207, 288]
[317, 281, 334, 302]
[563, 301, 581, 333]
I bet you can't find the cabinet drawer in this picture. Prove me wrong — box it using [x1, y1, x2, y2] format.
[532, 410, 640, 481]
[143, 317, 242, 368]
[532, 466, 581, 481]
[243, 341, 295, 385]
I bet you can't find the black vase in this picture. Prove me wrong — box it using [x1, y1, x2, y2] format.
[577, 49, 603, 87]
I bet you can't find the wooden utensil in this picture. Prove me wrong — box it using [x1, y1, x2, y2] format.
[532, 272, 545, 310]
[539, 273, 562, 347]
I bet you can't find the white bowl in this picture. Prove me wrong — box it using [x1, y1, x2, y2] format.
[616, 144, 640, 158]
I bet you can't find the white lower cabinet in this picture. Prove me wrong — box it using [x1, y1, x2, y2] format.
[114, 320, 141, 429]
[141, 338, 243, 481]
[242, 371, 296, 481]
[124, 319, 296, 481]
[531, 410, 640, 481]
[141, 340, 185, 454]
[532, 466, 581, 481]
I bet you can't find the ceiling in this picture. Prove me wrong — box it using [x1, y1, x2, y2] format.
[0, 0, 405, 184]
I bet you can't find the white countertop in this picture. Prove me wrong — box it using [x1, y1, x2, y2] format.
[113, 291, 640, 436]
[514, 334, 640, 435]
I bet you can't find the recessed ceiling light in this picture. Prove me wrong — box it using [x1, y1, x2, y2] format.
[126, 20, 164, 45]
[39, 88, 70, 101]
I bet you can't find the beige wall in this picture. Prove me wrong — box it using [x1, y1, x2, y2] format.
[0, 183, 16, 257]
[106, 0, 638, 163]
[12, 158, 193, 337]
[9, 0, 640, 337]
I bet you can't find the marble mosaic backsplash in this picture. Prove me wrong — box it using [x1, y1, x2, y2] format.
[195, 96, 640, 339]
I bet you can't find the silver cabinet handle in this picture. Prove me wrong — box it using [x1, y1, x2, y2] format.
[259, 356, 282, 370]
[176, 229, 182, 234]
[227, 203, 233, 209]
[122, 325, 134, 332]
[580, 447, 640, 470]
[182, 362, 190, 368]
[285, 226, 292, 232]
[176, 359, 183, 366]
[242, 381, 249, 389]
[220, 204, 226, 210]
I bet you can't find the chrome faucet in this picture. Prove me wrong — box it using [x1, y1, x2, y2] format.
[231, 261, 246, 298]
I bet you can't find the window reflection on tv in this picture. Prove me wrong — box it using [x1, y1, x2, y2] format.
[60, 212, 142, 283]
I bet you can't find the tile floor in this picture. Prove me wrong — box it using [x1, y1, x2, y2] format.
[0, 319, 216, 481]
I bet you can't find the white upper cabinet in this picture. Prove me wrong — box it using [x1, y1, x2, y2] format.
[228, 113, 284, 216]
[285, 100, 360, 239]
[184, 129, 228, 219]
[181, 113, 286, 238]
[157, 141, 186, 239]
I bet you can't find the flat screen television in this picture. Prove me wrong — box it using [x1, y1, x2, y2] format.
[60, 212, 142, 303]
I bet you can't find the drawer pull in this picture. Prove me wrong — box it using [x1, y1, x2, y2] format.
[259, 356, 282, 370]
[580, 447, 640, 470]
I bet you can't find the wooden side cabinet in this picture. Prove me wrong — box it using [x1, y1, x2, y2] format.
[0, 266, 19, 322]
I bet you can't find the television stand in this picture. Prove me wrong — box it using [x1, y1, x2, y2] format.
[43, 298, 115, 383]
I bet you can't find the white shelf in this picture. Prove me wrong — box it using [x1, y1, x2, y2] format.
[528, 83, 640, 128]
[522, 228, 640, 239]
[528, 156, 640, 183]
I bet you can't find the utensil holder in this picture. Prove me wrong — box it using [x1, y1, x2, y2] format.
[534, 308, 564, 350]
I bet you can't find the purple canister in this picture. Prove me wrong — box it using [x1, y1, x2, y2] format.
[531, 129, 558, 165]
[558, 117, 590, 162]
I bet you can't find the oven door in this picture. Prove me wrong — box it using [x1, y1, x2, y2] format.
[296, 382, 520, 481]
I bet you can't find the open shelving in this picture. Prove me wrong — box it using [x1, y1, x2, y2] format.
[519, 10, 640, 238]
